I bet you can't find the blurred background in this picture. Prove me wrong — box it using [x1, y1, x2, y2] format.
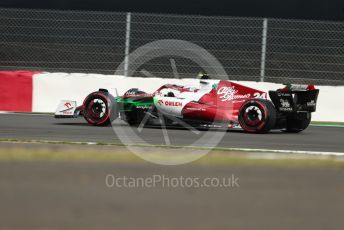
[1, 1, 344, 84]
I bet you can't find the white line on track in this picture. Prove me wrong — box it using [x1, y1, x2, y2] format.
[222, 147, 344, 157]
[310, 124, 344, 128]
[1, 139, 343, 157]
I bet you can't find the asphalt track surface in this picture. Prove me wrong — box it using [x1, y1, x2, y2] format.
[1, 113, 344, 152]
[1, 114, 344, 229]
[1, 161, 344, 230]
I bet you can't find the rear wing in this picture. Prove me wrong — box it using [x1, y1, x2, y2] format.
[269, 84, 319, 113]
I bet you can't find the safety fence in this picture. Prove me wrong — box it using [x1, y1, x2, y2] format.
[1, 8, 344, 85]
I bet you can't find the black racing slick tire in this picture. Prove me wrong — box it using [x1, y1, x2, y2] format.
[284, 113, 311, 133]
[82, 91, 118, 126]
[238, 99, 277, 134]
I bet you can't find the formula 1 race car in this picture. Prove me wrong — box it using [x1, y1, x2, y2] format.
[55, 79, 319, 133]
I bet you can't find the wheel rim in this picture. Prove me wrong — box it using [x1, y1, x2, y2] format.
[243, 105, 264, 128]
[85, 97, 109, 124]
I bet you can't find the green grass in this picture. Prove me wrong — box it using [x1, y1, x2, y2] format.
[198, 152, 344, 168]
[0, 143, 343, 168]
[311, 121, 344, 127]
[0, 147, 141, 163]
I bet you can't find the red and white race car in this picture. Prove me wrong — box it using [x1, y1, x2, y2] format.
[55, 79, 319, 133]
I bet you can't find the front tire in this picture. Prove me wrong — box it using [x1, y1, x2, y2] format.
[238, 99, 277, 133]
[82, 91, 118, 126]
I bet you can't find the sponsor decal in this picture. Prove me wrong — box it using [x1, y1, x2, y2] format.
[157, 99, 182, 107]
[280, 99, 290, 108]
[232, 100, 246, 104]
[277, 92, 292, 97]
[164, 101, 182, 107]
[289, 84, 308, 91]
[217, 86, 250, 101]
[59, 108, 74, 113]
[124, 88, 139, 95]
[307, 100, 316, 107]
[279, 108, 293, 112]
[253, 92, 267, 99]
[123, 89, 152, 98]
[136, 106, 150, 109]
[64, 102, 72, 109]
[59, 107, 74, 113]
[186, 107, 206, 111]
[279, 99, 293, 111]
[59, 102, 74, 114]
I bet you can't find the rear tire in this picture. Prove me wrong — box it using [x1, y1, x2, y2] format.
[284, 113, 311, 133]
[238, 99, 277, 133]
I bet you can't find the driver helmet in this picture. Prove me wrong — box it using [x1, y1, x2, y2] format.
[197, 71, 211, 80]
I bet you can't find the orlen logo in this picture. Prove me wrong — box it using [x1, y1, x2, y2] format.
[165, 101, 182, 107]
[217, 86, 250, 101]
[159, 100, 182, 107]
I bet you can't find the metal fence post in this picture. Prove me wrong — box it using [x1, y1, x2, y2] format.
[124, 12, 132, 77]
[260, 18, 268, 82]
